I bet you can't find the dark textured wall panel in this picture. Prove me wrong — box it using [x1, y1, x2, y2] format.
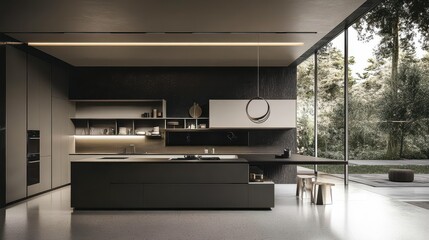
[166, 130, 249, 146]
[70, 66, 297, 150]
[70, 67, 296, 117]
[255, 165, 297, 184]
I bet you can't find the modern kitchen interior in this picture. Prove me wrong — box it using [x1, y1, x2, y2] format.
[1, 1, 429, 240]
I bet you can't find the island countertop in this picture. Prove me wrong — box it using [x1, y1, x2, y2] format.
[71, 154, 248, 163]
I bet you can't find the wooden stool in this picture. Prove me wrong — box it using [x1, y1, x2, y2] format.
[312, 182, 335, 205]
[296, 175, 315, 199]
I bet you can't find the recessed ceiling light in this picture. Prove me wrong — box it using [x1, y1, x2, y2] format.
[28, 42, 304, 47]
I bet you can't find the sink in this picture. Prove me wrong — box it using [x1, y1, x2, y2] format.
[199, 157, 221, 160]
[170, 155, 221, 160]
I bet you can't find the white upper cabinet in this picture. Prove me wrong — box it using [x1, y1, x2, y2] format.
[209, 99, 296, 129]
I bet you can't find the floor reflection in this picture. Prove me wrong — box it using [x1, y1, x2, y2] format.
[0, 179, 428, 240]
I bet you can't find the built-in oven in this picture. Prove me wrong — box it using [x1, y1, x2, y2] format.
[27, 130, 40, 186]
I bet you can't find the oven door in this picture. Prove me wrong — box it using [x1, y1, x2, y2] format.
[27, 161, 40, 186]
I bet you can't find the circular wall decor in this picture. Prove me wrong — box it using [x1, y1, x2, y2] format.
[245, 97, 271, 124]
[189, 102, 202, 119]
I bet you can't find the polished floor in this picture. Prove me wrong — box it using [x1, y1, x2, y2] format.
[1, 176, 428, 240]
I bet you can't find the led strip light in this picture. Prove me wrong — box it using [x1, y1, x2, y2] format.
[28, 42, 304, 47]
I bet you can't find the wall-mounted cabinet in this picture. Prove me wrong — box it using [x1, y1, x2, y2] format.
[209, 99, 296, 129]
[71, 99, 298, 140]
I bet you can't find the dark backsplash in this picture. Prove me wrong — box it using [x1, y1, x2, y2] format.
[166, 130, 250, 146]
[70, 66, 297, 152]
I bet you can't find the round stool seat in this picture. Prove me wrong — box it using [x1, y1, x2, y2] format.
[388, 169, 414, 182]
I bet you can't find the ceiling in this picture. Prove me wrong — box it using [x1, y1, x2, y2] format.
[1, 0, 367, 66]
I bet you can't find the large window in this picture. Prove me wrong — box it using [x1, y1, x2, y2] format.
[347, 24, 390, 160]
[297, 1, 429, 162]
[317, 32, 345, 160]
[297, 56, 315, 156]
[348, 4, 429, 160]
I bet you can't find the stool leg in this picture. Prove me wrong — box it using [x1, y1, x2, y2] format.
[301, 180, 306, 199]
[311, 184, 317, 204]
[302, 179, 312, 199]
[316, 185, 333, 205]
[296, 178, 301, 197]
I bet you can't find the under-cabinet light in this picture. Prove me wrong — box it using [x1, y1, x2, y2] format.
[28, 42, 304, 47]
[74, 135, 146, 139]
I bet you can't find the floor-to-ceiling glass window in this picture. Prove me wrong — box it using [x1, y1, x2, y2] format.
[348, 1, 429, 161]
[297, 55, 315, 156]
[296, 1, 429, 181]
[316, 32, 345, 160]
[347, 23, 389, 160]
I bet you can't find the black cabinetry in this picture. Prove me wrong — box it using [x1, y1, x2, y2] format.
[71, 161, 274, 209]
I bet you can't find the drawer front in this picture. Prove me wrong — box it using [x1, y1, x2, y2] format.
[143, 184, 248, 208]
[109, 183, 143, 209]
[248, 183, 275, 208]
[108, 163, 249, 184]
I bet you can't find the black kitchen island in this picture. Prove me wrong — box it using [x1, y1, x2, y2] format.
[71, 156, 274, 210]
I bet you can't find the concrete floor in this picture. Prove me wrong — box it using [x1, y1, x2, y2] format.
[1, 176, 428, 240]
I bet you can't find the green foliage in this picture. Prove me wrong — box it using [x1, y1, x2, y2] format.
[354, 0, 429, 157]
[355, 0, 429, 57]
[316, 42, 346, 160]
[378, 64, 429, 158]
[297, 1, 429, 160]
[297, 56, 315, 156]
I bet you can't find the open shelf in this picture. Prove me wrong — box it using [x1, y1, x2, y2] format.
[70, 100, 212, 139]
[74, 99, 166, 119]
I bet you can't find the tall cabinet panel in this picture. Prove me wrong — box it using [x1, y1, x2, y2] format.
[27, 55, 52, 196]
[0, 46, 5, 207]
[5, 46, 27, 203]
[52, 66, 74, 187]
